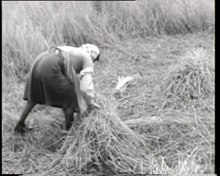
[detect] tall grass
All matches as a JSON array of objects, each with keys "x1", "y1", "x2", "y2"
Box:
[
  {"x1": 2, "y1": 1, "x2": 214, "y2": 174},
  {"x1": 2, "y1": 0, "x2": 214, "y2": 80}
]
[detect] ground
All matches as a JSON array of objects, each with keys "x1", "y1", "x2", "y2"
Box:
[{"x1": 2, "y1": 32, "x2": 214, "y2": 175}]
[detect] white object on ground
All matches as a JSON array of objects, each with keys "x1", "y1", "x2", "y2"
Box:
[{"x1": 115, "y1": 76, "x2": 134, "y2": 92}]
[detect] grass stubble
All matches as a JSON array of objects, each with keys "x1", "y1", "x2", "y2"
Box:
[{"x1": 2, "y1": 1, "x2": 214, "y2": 175}]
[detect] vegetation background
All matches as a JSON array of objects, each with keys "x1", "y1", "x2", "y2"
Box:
[{"x1": 2, "y1": 0, "x2": 215, "y2": 175}]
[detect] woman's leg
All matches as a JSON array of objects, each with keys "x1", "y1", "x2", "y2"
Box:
[
  {"x1": 62, "y1": 107, "x2": 74, "y2": 131},
  {"x1": 14, "y1": 101, "x2": 36, "y2": 133}
]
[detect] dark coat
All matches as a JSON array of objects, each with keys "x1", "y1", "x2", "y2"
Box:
[{"x1": 23, "y1": 50, "x2": 80, "y2": 110}]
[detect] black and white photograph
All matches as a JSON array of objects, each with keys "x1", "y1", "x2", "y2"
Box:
[{"x1": 2, "y1": 1, "x2": 215, "y2": 175}]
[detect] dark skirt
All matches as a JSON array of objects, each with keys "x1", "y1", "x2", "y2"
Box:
[{"x1": 24, "y1": 51, "x2": 79, "y2": 109}]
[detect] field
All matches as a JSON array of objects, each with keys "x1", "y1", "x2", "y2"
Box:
[{"x1": 2, "y1": 1, "x2": 215, "y2": 175}]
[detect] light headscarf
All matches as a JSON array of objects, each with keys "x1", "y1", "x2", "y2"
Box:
[{"x1": 80, "y1": 44, "x2": 100, "y2": 62}]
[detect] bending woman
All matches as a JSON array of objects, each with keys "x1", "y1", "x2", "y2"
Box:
[{"x1": 14, "y1": 44, "x2": 101, "y2": 133}]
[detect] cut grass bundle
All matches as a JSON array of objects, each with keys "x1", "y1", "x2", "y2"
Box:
[
  {"x1": 162, "y1": 47, "x2": 214, "y2": 108},
  {"x1": 44, "y1": 97, "x2": 151, "y2": 175}
]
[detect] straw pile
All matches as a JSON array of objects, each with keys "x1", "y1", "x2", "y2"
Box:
[
  {"x1": 42, "y1": 96, "x2": 151, "y2": 175},
  {"x1": 162, "y1": 47, "x2": 214, "y2": 108}
]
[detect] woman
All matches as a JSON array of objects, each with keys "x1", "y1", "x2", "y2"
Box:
[{"x1": 14, "y1": 44, "x2": 101, "y2": 133}]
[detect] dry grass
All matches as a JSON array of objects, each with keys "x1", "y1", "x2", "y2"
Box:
[
  {"x1": 2, "y1": 1, "x2": 214, "y2": 79},
  {"x1": 162, "y1": 47, "x2": 214, "y2": 109},
  {"x1": 2, "y1": 87, "x2": 214, "y2": 175},
  {"x1": 2, "y1": 1, "x2": 215, "y2": 175},
  {"x1": 44, "y1": 99, "x2": 150, "y2": 175}
]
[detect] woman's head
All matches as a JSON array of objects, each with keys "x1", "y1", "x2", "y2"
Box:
[{"x1": 80, "y1": 44, "x2": 100, "y2": 62}]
